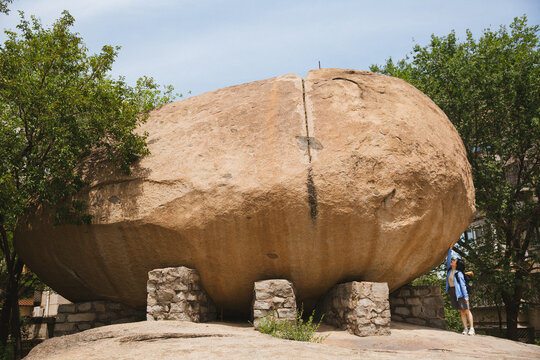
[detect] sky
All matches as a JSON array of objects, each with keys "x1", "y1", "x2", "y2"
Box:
[{"x1": 1, "y1": 0, "x2": 539, "y2": 98}]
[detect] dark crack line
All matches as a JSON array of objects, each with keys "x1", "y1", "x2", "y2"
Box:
[
  {"x1": 301, "y1": 79, "x2": 312, "y2": 163},
  {"x1": 301, "y1": 79, "x2": 318, "y2": 220}
]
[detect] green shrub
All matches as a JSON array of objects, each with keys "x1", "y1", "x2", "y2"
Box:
[{"x1": 255, "y1": 308, "x2": 328, "y2": 343}]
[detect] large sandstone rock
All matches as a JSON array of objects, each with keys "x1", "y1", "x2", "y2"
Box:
[{"x1": 15, "y1": 69, "x2": 475, "y2": 315}]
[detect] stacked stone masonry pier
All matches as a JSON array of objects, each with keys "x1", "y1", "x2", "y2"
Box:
[
  {"x1": 54, "y1": 301, "x2": 144, "y2": 337},
  {"x1": 146, "y1": 266, "x2": 216, "y2": 322},
  {"x1": 390, "y1": 285, "x2": 445, "y2": 329},
  {"x1": 252, "y1": 279, "x2": 297, "y2": 328},
  {"x1": 321, "y1": 281, "x2": 391, "y2": 336}
]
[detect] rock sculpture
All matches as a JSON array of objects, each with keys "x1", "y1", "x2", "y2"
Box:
[{"x1": 15, "y1": 69, "x2": 475, "y2": 315}]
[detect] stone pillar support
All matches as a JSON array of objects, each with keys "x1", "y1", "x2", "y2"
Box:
[
  {"x1": 146, "y1": 266, "x2": 216, "y2": 322},
  {"x1": 252, "y1": 279, "x2": 297, "y2": 328},
  {"x1": 321, "y1": 281, "x2": 391, "y2": 336}
]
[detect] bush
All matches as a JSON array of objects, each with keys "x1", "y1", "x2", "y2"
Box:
[{"x1": 255, "y1": 308, "x2": 328, "y2": 343}]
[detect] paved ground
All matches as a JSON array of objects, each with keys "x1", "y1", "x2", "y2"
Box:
[{"x1": 25, "y1": 321, "x2": 540, "y2": 359}]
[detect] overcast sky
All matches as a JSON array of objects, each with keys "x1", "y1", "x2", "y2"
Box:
[{"x1": 1, "y1": 0, "x2": 539, "y2": 97}]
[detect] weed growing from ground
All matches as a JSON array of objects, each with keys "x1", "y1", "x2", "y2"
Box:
[{"x1": 255, "y1": 307, "x2": 328, "y2": 343}]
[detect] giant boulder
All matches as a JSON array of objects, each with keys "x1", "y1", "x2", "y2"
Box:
[{"x1": 16, "y1": 69, "x2": 475, "y2": 314}]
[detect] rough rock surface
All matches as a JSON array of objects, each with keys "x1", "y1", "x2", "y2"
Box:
[
  {"x1": 321, "y1": 281, "x2": 390, "y2": 336},
  {"x1": 25, "y1": 321, "x2": 540, "y2": 360},
  {"x1": 15, "y1": 69, "x2": 475, "y2": 314},
  {"x1": 252, "y1": 279, "x2": 296, "y2": 328}
]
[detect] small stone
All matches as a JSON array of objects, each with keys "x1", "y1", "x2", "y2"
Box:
[
  {"x1": 156, "y1": 288, "x2": 175, "y2": 302},
  {"x1": 253, "y1": 301, "x2": 271, "y2": 310}
]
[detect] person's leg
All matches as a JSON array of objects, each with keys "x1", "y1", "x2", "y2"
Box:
[
  {"x1": 466, "y1": 310, "x2": 475, "y2": 335},
  {"x1": 459, "y1": 310, "x2": 468, "y2": 333}
]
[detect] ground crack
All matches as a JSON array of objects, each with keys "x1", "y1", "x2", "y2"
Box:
[{"x1": 119, "y1": 333, "x2": 232, "y2": 343}]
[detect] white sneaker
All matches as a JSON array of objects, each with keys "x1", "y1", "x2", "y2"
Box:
[
  {"x1": 468, "y1": 328, "x2": 475, "y2": 336},
  {"x1": 462, "y1": 328, "x2": 468, "y2": 335}
]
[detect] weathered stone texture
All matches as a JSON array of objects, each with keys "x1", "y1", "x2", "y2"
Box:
[
  {"x1": 16, "y1": 69, "x2": 476, "y2": 314},
  {"x1": 54, "y1": 301, "x2": 143, "y2": 337},
  {"x1": 252, "y1": 280, "x2": 297, "y2": 328},
  {"x1": 390, "y1": 285, "x2": 445, "y2": 329},
  {"x1": 146, "y1": 266, "x2": 216, "y2": 322},
  {"x1": 321, "y1": 282, "x2": 390, "y2": 337}
]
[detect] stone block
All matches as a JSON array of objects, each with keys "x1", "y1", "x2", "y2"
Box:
[
  {"x1": 148, "y1": 269, "x2": 162, "y2": 282},
  {"x1": 77, "y1": 302, "x2": 92, "y2": 312},
  {"x1": 58, "y1": 304, "x2": 76, "y2": 313},
  {"x1": 106, "y1": 302, "x2": 122, "y2": 311},
  {"x1": 67, "y1": 313, "x2": 96, "y2": 322},
  {"x1": 398, "y1": 288, "x2": 410, "y2": 297},
  {"x1": 156, "y1": 288, "x2": 175, "y2": 302},
  {"x1": 410, "y1": 306, "x2": 423, "y2": 317},
  {"x1": 77, "y1": 323, "x2": 92, "y2": 331},
  {"x1": 424, "y1": 296, "x2": 444, "y2": 306},
  {"x1": 406, "y1": 317, "x2": 427, "y2": 326},
  {"x1": 406, "y1": 297, "x2": 421, "y2": 306},
  {"x1": 390, "y1": 297, "x2": 404, "y2": 305},
  {"x1": 277, "y1": 308, "x2": 296, "y2": 319},
  {"x1": 146, "y1": 266, "x2": 216, "y2": 323},
  {"x1": 321, "y1": 281, "x2": 390, "y2": 337},
  {"x1": 394, "y1": 306, "x2": 410, "y2": 316},
  {"x1": 252, "y1": 279, "x2": 296, "y2": 328},
  {"x1": 253, "y1": 309, "x2": 268, "y2": 318},
  {"x1": 93, "y1": 301, "x2": 106, "y2": 312},
  {"x1": 371, "y1": 283, "x2": 389, "y2": 299},
  {"x1": 54, "y1": 322, "x2": 76, "y2": 332}
]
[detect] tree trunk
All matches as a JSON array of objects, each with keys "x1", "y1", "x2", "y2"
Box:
[
  {"x1": 502, "y1": 291, "x2": 521, "y2": 341},
  {"x1": 0, "y1": 256, "x2": 23, "y2": 357}
]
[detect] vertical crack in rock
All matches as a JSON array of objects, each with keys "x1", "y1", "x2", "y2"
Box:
[
  {"x1": 301, "y1": 79, "x2": 318, "y2": 220},
  {"x1": 301, "y1": 79, "x2": 312, "y2": 163},
  {"x1": 306, "y1": 167, "x2": 318, "y2": 219}
]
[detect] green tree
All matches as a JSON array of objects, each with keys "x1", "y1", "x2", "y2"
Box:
[
  {"x1": 371, "y1": 16, "x2": 539, "y2": 340},
  {"x1": 0, "y1": 11, "x2": 175, "y2": 357},
  {"x1": 0, "y1": 0, "x2": 13, "y2": 15}
]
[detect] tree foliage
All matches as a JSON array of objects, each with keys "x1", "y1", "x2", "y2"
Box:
[
  {"x1": 372, "y1": 16, "x2": 539, "y2": 340},
  {"x1": 0, "y1": 0, "x2": 12, "y2": 15},
  {"x1": 0, "y1": 10, "x2": 175, "y2": 357}
]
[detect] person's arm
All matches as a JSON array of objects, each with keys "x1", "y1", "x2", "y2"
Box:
[{"x1": 457, "y1": 271, "x2": 469, "y2": 300}]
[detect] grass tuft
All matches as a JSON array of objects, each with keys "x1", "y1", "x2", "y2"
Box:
[{"x1": 255, "y1": 307, "x2": 328, "y2": 343}]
